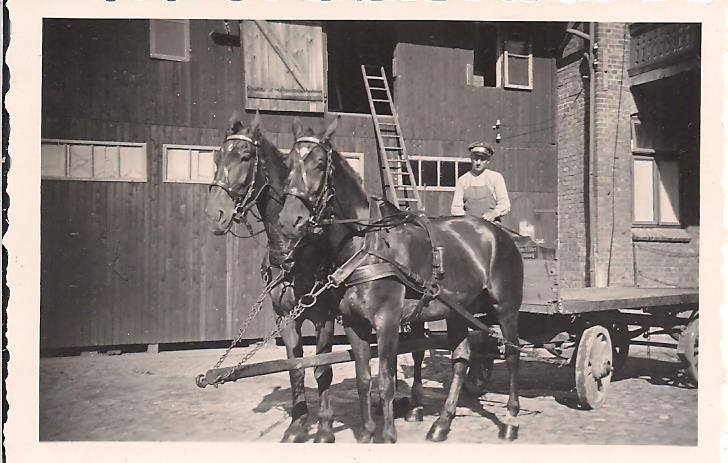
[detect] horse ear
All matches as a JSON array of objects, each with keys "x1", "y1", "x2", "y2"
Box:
[
  {"x1": 322, "y1": 115, "x2": 341, "y2": 142},
  {"x1": 250, "y1": 110, "x2": 261, "y2": 134},
  {"x1": 292, "y1": 118, "x2": 303, "y2": 140},
  {"x1": 228, "y1": 111, "x2": 244, "y2": 134}
]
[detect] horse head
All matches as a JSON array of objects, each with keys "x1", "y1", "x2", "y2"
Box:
[
  {"x1": 205, "y1": 111, "x2": 265, "y2": 235},
  {"x1": 279, "y1": 116, "x2": 343, "y2": 240}
]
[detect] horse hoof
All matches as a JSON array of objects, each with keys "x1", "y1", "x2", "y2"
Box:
[
  {"x1": 383, "y1": 431, "x2": 397, "y2": 444},
  {"x1": 499, "y1": 425, "x2": 519, "y2": 441},
  {"x1": 404, "y1": 406, "x2": 423, "y2": 422},
  {"x1": 357, "y1": 432, "x2": 375, "y2": 444},
  {"x1": 280, "y1": 430, "x2": 307, "y2": 443},
  {"x1": 314, "y1": 432, "x2": 335, "y2": 443},
  {"x1": 425, "y1": 424, "x2": 450, "y2": 442}
]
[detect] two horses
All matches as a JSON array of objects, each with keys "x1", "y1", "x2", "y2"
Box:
[
  {"x1": 204, "y1": 113, "x2": 339, "y2": 443},
  {"x1": 205, "y1": 114, "x2": 523, "y2": 443}
]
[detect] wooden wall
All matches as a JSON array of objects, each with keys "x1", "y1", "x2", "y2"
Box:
[
  {"x1": 41, "y1": 19, "x2": 559, "y2": 349},
  {"x1": 394, "y1": 23, "x2": 558, "y2": 245}
]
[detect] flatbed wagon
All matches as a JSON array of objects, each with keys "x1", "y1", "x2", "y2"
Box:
[{"x1": 197, "y1": 260, "x2": 699, "y2": 410}]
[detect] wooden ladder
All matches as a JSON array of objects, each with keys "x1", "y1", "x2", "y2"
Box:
[{"x1": 361, "y1": 65, "x2": 423, "y2": 212}]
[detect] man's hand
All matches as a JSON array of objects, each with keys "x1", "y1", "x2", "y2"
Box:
[{"x1": 482, "y1": 212, "x2": 497, "y2": 222}]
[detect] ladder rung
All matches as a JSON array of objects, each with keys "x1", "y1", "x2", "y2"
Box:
[
  {"x1": 387, "y1": 159, "x2": 408, "y2": 163},
  {"x1": 397, "y1": 198, "x2": 420, "y2": 202},
  {"x1": 381, "y1": 134, "x2": 401, "y2": 138},
  {"x1": 384, "y1": 147, "x2": 403, "y2": 151},
  {"x1": 369, "y1": 86, "x2": 387, "y2": 91},
  {"x1": 376, "y1": 115, "x2": 395, "y2": 119},
  {"x1": 367, "y1": 76, "x2": 386, "y2": 81},
  {"x1": 395, "y1": 186, "x2": 416, "y2": 190},
  {"x1": 372, "y1": 99, "x2": 392, "y2": 103}
]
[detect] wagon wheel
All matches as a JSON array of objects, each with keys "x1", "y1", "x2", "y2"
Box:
[
  {"x1": 611, "y1": 322, "x2": 630, "y2": 373},
  {"x1": 574, "y1": 325, "x2": 613, "y2": 410},
  {"x1": 678, "y1": 317, "x2": 698, "y2": 385}
]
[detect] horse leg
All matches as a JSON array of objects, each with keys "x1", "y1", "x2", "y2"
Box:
[
  {"x1": 375, "y1": 316, "x2": 401, "y2": 443},
  {"x1": 279, "y1": 317, "x2": 309, "y2": 443},
  {"x1": 497, "y1": 308, "x2": 520, "y2": 441},
  {"x1": 344, "y1": 322, "x2": 376, "y2": 443},
  {"x1": 312, "y1": 317, "x2": 335, "y2": 443},
  {"x1": 426, "y1": 320, "x2": 469, "y2": 442},
  {"x1": 405, "y1": 322, "x2": 425, "y2": 422}
]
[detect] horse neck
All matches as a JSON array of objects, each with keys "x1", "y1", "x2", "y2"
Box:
[
  {"x1": 326, "y1": 153, "x2": 371, "y2": 261},
  {"x1": 255, "y1": 138, "x2": 291, "y2": 260}
]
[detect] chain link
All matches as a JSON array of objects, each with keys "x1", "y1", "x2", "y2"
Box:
[
  {"x1": 209, "y1": 268, "x2": 288, "y2": 372},
  {"x1": 211, "y1": 276, "x2": 339, "y2": 385}
]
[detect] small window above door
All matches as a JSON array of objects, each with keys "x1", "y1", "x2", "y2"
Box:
[{"x1": 150, "y1": 19, "x2": 190, "y2": 62}]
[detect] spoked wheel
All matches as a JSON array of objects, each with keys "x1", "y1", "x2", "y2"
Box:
[
  {"x1": 678, "y1": 317, "x2": 698, "y2": 385},
  {"x1": 611, "y1": 322, "x2": 630, "y2": 373},
  {"x1": 574, "y1": 325, "x2": 613, "y2": 410}
]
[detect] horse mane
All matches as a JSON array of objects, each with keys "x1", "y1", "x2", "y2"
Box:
[
  {"x1": 330, "y1": 147, "x2": 369, "y2": 217},
  {"x1": 331, "y1": 148, "x2": 364, "y2": 188}
]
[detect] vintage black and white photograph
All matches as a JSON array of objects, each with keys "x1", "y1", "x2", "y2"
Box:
[{"x1": 4, "y1": 1, "x2": 725, "y2": 461}]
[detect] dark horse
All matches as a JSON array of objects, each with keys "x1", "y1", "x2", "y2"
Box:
[
  {"x1": 278, "y1": 118, "x2": 523, "y2": 443},
  {"x1": 204, "y1": 112, "x2": 339, "y2": 443}
]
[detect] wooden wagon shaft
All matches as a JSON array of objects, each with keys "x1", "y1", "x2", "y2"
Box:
[{"x1": 200, "y1": 335, "x2": 452, "y2": 387}]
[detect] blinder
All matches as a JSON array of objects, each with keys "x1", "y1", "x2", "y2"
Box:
[
  {"x1": 208, "y1": 134, "x2": 261, "y2": 222},
  {"x1": 283, "y1": 136, "x2": 336, "y2": 230}
]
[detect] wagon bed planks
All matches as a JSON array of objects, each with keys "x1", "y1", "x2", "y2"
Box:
[{"x1": 557, "y1": 287, "x2": 699, "y2": 314}]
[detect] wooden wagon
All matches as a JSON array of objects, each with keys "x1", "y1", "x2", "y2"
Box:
[{"x1": 196, "y1": 255, "x2": 699, "y2": 410}]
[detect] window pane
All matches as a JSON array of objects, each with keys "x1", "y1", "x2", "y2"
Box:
[
  {"x1": 631, "y1": 118, "x2": 653, "y2": 150},
  {"x1": 421, "y1": 160, "x2": 437, "y2": 188},
  {"x1": 440, "y1": 161, "x2": 456, "y2": 187},
  {"x1": 406, "y1": 160, "x2": 419, "y2": 186},
  {"x1": 657, "y1": 160, "x2": 680, "y2": 224},
  {"x1": 633, "y1": 157, "x2": 655, "y2": 222},
  {"x1": 457, "y1": 161, "x2": 471, "y2": 178},
  {"x1": 343, "y1": 154, "x2": 364, "y2": 182},
  {"x1": 41, "y1": 143, "x2": 66, "y2": 177},
  {"x1": 69, "y1": 144, "x2": 93, "y2": 178},
  {"x1": 93, "y1": 145, "x2": 120, "y2": 178},
  {"x1": 506, "y1": 54, "x2": 530, "y2": 87},
  {"x1": 150, "y1": 20, "x2": 188, "y2": 60},
  {"x1": 119, "y1": 146, "x2": 146, "y2": 181},
  {"x1": 166, "y1": 148, "x2": 191, "y2": 181},
  {"x1": 195, "y1": 150, "x2": 216, "y2": 181}
]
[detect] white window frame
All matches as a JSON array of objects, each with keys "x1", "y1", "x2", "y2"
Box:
[
  {"x1": 281, "y1": 148, "x2": 365, "y2": 182},
  {"x1": 41, "y1": 139, "x2": 148, "y2": 182},
  {"x1": 162, "y1": 144, "x2": 219, "y2": 184},
  {"x1": 409, "y1": 155, "x2": 470, "y2": 192},
  {"x1": 503, "y1": 49, "x2": 534, "y2": 90},
  {"x1": 150, "y1": 19, "x2": 190, "y2": 62},
  {"x1": 631, "y1": 116, "x2": 681, "y2": 227}
]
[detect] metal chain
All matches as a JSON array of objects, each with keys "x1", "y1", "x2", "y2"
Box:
[
  {"x1": 209, "y1": 268, "x2": 289, "y2": 371},
  {"x1": 213, "y1": 276, "x2": 339, "y2": 385}
]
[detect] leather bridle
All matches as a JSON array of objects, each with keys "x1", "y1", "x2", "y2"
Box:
[
  {"x1": 283, "y1": 136, "x2": 336, "y2": 231},
  {"x1": 208, "y1": 134, "x2": 262, "y2": 227}
]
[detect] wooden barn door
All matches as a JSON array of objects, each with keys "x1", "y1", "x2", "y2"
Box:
[{"x1": 243, "y1": 21, "x2": 325, "y2": 113}]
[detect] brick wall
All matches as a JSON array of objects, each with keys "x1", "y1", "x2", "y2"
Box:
[
  {"x1": 592, "y1": 23, "x2": 636, "y2": 286},
  {"x1": 556, "y1": 27, "x2": 589, "y2": 288},
  {"x1": 556, "y1": 22, "x2": 700, "y2": 290}
]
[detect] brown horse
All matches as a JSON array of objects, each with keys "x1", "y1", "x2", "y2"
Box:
[
  {"x1": 204, "y1": 112, "x2": 339, "y2": 443},
  {"x1": 278, "y1": 118, "x2": 523, "y2": 443}
]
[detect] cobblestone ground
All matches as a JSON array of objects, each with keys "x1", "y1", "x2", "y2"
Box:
[{"x1": 39, "y1": 340, "x2": 697, "y2": 444}]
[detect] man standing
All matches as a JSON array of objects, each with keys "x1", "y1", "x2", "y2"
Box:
[{"x1": 450, "y1": 141, "x2": 510, "y2": 221}]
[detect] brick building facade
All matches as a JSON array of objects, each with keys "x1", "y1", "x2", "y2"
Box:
[{"x1": 556, "y1": 23, "x2": 700, "y2": 289}]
